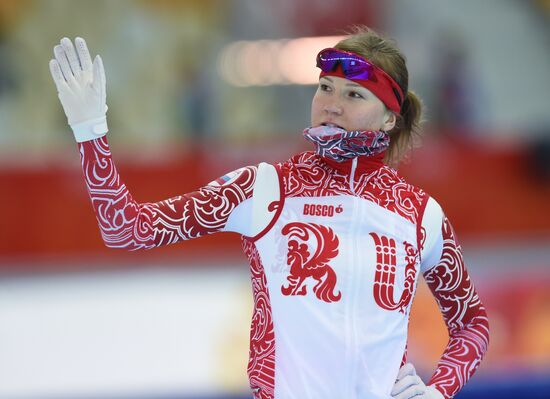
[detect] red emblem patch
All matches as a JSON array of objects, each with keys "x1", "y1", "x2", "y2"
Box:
[
  {"x1": 370, "y1": 233, "x2": 418, "y2": 313},
  {"x1": 281, "y1": 222, "x2": 341, "y2": 303}
]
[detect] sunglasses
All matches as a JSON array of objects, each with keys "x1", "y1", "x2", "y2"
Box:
[
  {"x1": 316, "y1": 48, "x2": 375, "y2": 80},
  {"x1": 316, "y1": 48, "x2": 403, "y2": 108}
]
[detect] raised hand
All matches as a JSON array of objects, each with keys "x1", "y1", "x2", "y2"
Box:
[{"x1": 49, "y1": 37, "x2": 108, "y2": 142}]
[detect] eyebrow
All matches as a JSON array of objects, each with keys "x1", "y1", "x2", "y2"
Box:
[{"x1": 320, "y1": 76, "x2": 363, "y2": 89}]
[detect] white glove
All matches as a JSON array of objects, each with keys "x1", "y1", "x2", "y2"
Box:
[
  {"x1": 391, "y1": 363, "x2": 444, "y2": 399},
  {"x1": 49, "y1": 37, "x2": 108, "y2": 142}
]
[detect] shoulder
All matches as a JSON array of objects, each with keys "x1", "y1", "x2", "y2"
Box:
[
  {"x1": 420, "y1": 196, "x2": 444, "y2": 243},
  {"x1": 276, "y1": 150, "x2": 320, "y2": 171},
  {"x1": 275, "y1": 151, "x2": 335, "y2": 196},
  {"x1": 363, "y1": 166, "x2": 430, "y2": 224},
  {"x1": 206, "y1": 164, "x2": 259, "y2": 190},
  {"x1": 375, "y1": 166, "x2": 426, "y2": 196},
  {"x1": 276, "y1": 150, "x2": 328, "y2": 180}
]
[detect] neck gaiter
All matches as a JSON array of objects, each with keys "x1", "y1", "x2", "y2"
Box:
[{"x1": 303, "y1": 125, "x2": 390, "y2": 162}]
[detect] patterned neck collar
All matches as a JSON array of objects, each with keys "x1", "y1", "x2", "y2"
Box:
[{"x1": 319, "y1": 151, "x2": 386, "y2": 176}]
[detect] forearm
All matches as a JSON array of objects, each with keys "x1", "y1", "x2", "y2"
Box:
[
  {"x1": 79, "y1": 136, "x2": 257, "y2": 250},
  {"x1": 79, "y1": 136, "x2": 157, "y2": 250},
  {"x1": 423, "y1": 217, "x2": 490, "y2": 399},
  {"x1": 426, "y1": 300, "x2": 489, "y2": 398}
]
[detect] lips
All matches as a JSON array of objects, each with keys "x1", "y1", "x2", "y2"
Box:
[
  {"x1": 307, "y1": 125, "x2": 346, "y2": 138},
  {"x1": 321, "y1": 122, "x2": 345, "y2": 129}
]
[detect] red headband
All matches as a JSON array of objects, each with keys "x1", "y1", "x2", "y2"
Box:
[{"x1": 318, "y1": 51, "x2": 404, "y2": 114}]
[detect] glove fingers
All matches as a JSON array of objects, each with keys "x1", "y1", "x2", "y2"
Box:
[
  {"x1": 92, "y1": 55, "x2": 106, "y2": 110},
  {"x1": 391, "y1": 375, "x2": 421, "y2": 396},
  {"x1": 392, "y1": 385, "x2": 425, "y2": 399},
  {"x1": 60, "y1": 37, "x2": 82, "y2": 78},
  {"x1": 54, "y1": 44, "x2": 73, "y2": 82},
  {"x1": 396, "y1": 363, "x2": 417, "y2": 381},
  {"x1": 75, "y1": 37, "x2": 93, "y2": 71},
  {"x1": 49, "y1": 59, "x2": 68, "y2": 91}
]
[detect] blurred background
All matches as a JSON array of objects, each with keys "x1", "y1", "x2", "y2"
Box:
[{"x1": 0, "y1": 0, "x2": 549, "y2": 398}]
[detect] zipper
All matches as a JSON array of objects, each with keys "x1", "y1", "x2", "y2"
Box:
[
  {"x1": 346, "y1": 157, "x2": 359, "y2": 396},
  {"x1": 353, "y1": 197, "x2": 364, "y2": 397},
  {"x1": 349, "y1": 157, "x2": 358, "y2": 194},
  {"x1": 348, "y1": 157, "x2": 360, "y2": 397},
  {"x1": 345, "y1": 195, "x2": 361, "y2": 398}
]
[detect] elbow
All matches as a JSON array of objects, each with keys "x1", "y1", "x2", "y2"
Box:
[
  {"x1": 103, "y1": 241, "x2": 153, "y2": 251},
  {"x1": 100, "y1": 234, "x2": 153, "y2": 251},
  {"x1": 102, "y1": 239, "x2": 132, "y2": 251},
  {"x1": 97, "y1": 216, "x2": 157, "y2": 251},
  {"x1": 448, "y1": 305, "x2": 490, "y2": 356},
  {"x1": 460, "y1": 305, "x2": 490, "y2": 356}
]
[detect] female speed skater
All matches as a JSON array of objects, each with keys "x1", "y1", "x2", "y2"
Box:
[{"x1": 49, "y1": 26, "x2": 489, "y2": 399}]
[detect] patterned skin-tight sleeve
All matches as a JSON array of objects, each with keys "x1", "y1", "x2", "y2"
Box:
[
  {"x1": 423, "y1": 217, "x2": 490, "y2": 399},
  {"x1": 78, "y1": 137, "x2": 256, "y2": 250}
]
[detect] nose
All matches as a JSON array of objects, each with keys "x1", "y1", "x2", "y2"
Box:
[{"x1": 324, "y1": 103, "x2": 343, "y2": 115}]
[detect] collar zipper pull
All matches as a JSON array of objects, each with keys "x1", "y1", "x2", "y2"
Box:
[{"x1": 350, "y1": 157, "x2": 358, "y2": 194}]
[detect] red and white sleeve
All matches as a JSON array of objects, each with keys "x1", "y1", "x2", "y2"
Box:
[
  {"x1": 78, "y1": 137, "x2": 257, "y2": 250},
  {"x1": 421, "y1": 213, "x2": 490, "y2": 399}
]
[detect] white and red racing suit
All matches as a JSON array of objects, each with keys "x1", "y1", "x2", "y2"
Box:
[{"x1": 78, "y1": 136, "x2": 489, "y2": 399}]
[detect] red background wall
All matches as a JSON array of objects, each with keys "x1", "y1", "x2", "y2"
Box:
[{"x1": 1, "y1": 130, "x2": 549, "y2": 272}]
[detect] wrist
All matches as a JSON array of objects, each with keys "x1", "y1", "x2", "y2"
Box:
[{"x1": 70, "y1": 115, "x2": 108, "y2": 142}]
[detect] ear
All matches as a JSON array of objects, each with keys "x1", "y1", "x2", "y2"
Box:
[{"x1": 383, "y1": 111, "x2": 397, "y2": 131}]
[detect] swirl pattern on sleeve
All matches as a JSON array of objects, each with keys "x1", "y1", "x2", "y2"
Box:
[
  {"x1": 242, "y1": 237, "x2": 276, "y2": 399},
  {"x1": 423, "y1": 217, "x2": 490, "y2": 399},
  {"x1": 79, "y1": 137, "x2": 256, "y2": 250}
]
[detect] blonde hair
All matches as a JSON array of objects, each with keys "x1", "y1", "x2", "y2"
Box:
[{"x1": 335, "y1": 26, "x2": 424, "y2": 166}]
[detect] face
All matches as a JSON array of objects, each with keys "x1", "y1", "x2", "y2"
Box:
[{"x1": 310, "y1": 76, "x2": 396, "y2": 132}]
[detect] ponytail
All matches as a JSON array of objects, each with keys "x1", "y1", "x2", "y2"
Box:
[{"x1": 384, "y1": 91, "x2": 424, "y2": 167}]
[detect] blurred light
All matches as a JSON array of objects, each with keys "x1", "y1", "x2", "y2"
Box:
[
  {"x1": 217, "y1": 41, "x2": 248, "y2": 87},
  {"x1": 218, "y1": 35, "x2": 345, "y2": 87}
]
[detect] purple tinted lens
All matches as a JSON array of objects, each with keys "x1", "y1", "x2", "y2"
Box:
[
  {"x1": 317, "y1": 50, "x2": 371, "y2": 80},
  {"x1": 341, "y1": 58, "x2": 371, "y2": 79},
  {"x1": 317, "y1": 54, "x2": 339, "y2": 72}
]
